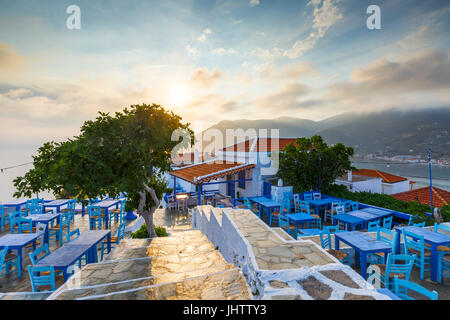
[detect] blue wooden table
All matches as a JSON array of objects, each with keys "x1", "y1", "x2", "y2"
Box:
[
  {"x1": 333, "y1": 214, "x2": 365, "y2": 231},
  {"x1": 96, "y1": 200, "x2": 121, "y2": 228},
  {"x1": 307, "y1": 198, "x2": 335, "y2": 215},
  {"x1": 249, "y1": 197, "x2": 281, "y2": 222},
  {"x1": 0, "y1": 233, "x2": 40, "y2": 277},
  {"x1": 26, "y1": 213, "x2": 61, "y2": 244},
  {"x1": 346, "y1": 210, "x2": 380, "y2": 228},
  {"x1": 335, "y1": 231, "x2": 392, "y2": 279},
  {"x1": 286, "y1": 213, "x2": 316, "y2": 235},
  {"x1": 65, "y1": 230, "x2": 111, "y2": 263},
  {"x1": 2, "y1": 199, "x2": 28, "y2": 212},
  {"x1": 297, "y1": 228, "x2": 322, "y2": 237},
  {"x1": 395, "y1": 226, "x2": 450, "y2": 282},
  {"x1": 35, "y1": 244, "x2": 92, "y2": 280},
  {"x1": 360, "y1": 207, "x2": 393, "y2": 218},
  {"x1": 42, "y1": 199, "x2": 70, "y2": 213}
]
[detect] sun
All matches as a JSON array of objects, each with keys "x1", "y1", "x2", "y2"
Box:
[{"x1": 169, "y1": 86, "x2": 189, "y2": 107}]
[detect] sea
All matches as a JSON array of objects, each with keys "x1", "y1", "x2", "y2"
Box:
[{"x1": 352, "y1": 161, "x2": 450, "y2": 191}]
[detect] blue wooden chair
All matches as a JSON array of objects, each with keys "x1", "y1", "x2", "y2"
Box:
[
  {"x1": 28, "y1": 244, "x2": 51, "y2": 264},
  {"x1": 110, "y1": 199, "x2": 126, "y2": 225},
  {"x1": 61, "y1": 199, "x2": 77, "y2": 224},
  {"x1": 293, "y1": 194, "x2": 301, "y2": 213},
  {"x1": 319, "y1": 227, "x2": 351, "y2": 266},
  {"x1": 88, "y1": 205, "x2": 103, "y2": 230},
  {"x1": 49, "y1": 212, "x2": 71, "y2": 246},
  {"x1": 0, "y1": 205, "x2": 7, "y2": 232},
  {"x1": 368, "y1": 226, "x2": 398, "y2": 264},
  {"x1": 350, "y1": 201, "x2": 359, "y2": 211},
  {"x1": 245, "y1": 202, "x2": 261, "y2": 219},
  {"x1": 367, "y1": 220, "x2": 379, "y2": 232},
  {"x1": 270, "y1": 199, "x2": 288, "y2": 226},
  {"x1": 303, "y1": 193, "x2": 313, "y2": 201},
  {"x1": 0, "y1": 246, "x2": 21, "y2": 278},
  {"x1": 100, "y1": 222, "x2": 126, "y2": 260},
  {"x1": 369, "y1": 254, "x2": 415, "y2": 290},
  {"x1": 437, "y1": 251, "x2": 449, "y2": 284},
  {"x1": 412, "y1": 222, "x2": 425, "y2": 227},
  {"x1": 393, "y1": 276, "x2": 438, "y2": 300},
  {"x1": 278, "y1": 214, "x2": 296, "y2": 237},
  {"x1": 9, "y1": 211, "x2": 22, "y2": 234},
  {"x1": 28, "y1": 265, "x2": 64, "y2": 292},
  {"x1": 344, "y1": 201, "x2": 353, "y2": 212},
  {"x1": 403, "y1": 230, "x2": 431, "y2": 280},
  {"x1": 312, "y1": 192, "x2": 321, "y2": 200},
  {"x1": 383, "y1": 216, "x2": 393, "y2": 229}
]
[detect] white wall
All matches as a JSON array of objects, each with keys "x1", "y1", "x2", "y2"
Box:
[
  {"x1": 335, "y1": 178, "x2": 382, "y2": 194},
  {"x1": 382, "y1": 180, "x2": 410, "y2": 195}
]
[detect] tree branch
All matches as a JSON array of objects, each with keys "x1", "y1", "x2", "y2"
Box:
[{"x1": 138, "y1": 190, "x2": 146, "y2": 213}]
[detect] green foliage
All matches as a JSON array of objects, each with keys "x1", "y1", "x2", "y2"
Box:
[
  {"x1": 13, "y1": 104, "x2": 194, "y2": 213},
  {"x1": 130, "y1": 224, "x2": 168, "y2": 238},
  {"x1": 327, "y1": 184, "x2": 446, "y2": 225},
  {"x1": 441, "y1": 204, "x2": 450, "y2": 222},
  {"x1": 277, "y1": 135, "x2": 354, "y2": 194}
]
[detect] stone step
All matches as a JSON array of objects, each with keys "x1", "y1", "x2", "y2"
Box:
[
  {"x1": 59, "y1": 268, "x2": 251, "y2": 300},
  {"x1": 49, "y1": 264, "x2": 235, "y2": 300}
]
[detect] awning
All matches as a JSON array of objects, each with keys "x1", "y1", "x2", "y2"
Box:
[{"x1": 170, "y1": 161, "x2": 255, "y2": 185}]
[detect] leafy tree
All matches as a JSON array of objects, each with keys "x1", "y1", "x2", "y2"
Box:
[
  {"x1": 13, "y1": 104, "x2": 193, "y2": 237},
  {"x1": 277, "y1": 135, "x2": 354, "y2": 193}
]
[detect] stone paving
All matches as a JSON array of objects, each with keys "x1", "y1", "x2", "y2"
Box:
[
  {"x1": 194, "y1": 206, "x2": 393, "y2": 300},
  {"x1": 0, "y1": 212, "x2": 134, "y2": 294},
  {"x1": 225, "y1": 209, "x2": 336, "y2": 270}
]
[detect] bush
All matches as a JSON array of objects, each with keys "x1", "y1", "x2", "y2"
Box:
[
  {"x1": 327, "y1": 184, "x2": 447, "y2": 226},
  {"x1": 130, "y1": 224, "x2": 168, "y2": 238}
]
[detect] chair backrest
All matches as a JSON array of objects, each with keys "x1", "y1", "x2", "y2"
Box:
[
  {"x1": 60, "y1": 212, "x2": 71, "y2": 228},
  {"x1": 383, "y1": 216, "x2": 393, "y2": 229},
  {"x1": 117, "y1": 222, "x2": 126, "y2": 243},
  {"x1": 282, "y1": 197, "x2": 291, "y2": 213},
  {"x1": 278, "y1": 214, "x2": 290, "y2": 229},
  {"x1": 66, "y1": 229, "x2": 80, "y2": 243},
  {"x1": 335, "y1": 205, "x2": 345, "y2": 215},
  {"x1": 385, "y1": 254, "x2": 415, "y2": 282},
  {"x1": 434, "y1": 223, "x2": 450, "y2": 234},
  {"x1": 313, "y1": 192, "x2": 321, "y2": 200},
  {"x1": 412, "y1": 222, "x2": 425, "y2": 228},
  {"x1": 368, "y1": 220, "x2": 379, "y2": 232},
  {"x1": 28, "y1": 265, "x2": 57, "y2": 292},
  {"x1": 18, "y1": 218, "x2": 33, "y2": 233},
  {"x1": 393, "y1": 276, "x2": 438, "y2": 300},
  {"x1": 293, "y1": 194, "x2": 300, "y2": 205},
  {"x1": 403, "y1": 230, "x2": 425, "y2": 256},
  {"x1": 300, "y1": 201, "x2": 310, "y2": 214},
  {"x1": 344, "y1": 201, "x2": 352, "y2": 211},
  {"x1": 377, "y1": 226, "x2": 397, "y2": 252},
  {"x1": 88, "y1": 205, "x2": 101, "y2": 217},
  {"x1": 9, "y1": 212, "x2": 22, "y2": 233},
  {"x1": 350, "y1": 201, "x2": 359, "y2": 211},
  {"x1": 319, "y1": 228, "x2": 331, "y2": 249},
  {"x1": 303, "y1": 193, "x2": 313, "y2": 201},
  {"x1": 29, "y1": 244, "x2": 50, "y2": 265}
]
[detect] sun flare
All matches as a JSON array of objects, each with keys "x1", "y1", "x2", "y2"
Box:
[{"x1": 169, "y1": 86, "x2": 189, "y2": 107}]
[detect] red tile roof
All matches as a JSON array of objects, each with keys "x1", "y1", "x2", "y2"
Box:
[
  {"x1": 220, "y1": 138, "x2": 297, "y2": 152},
  {"x1": 171, "y1": 152, "x2": 214, "y2": 166},
  {"x1": 392, "y1": 187, "x2": 450, "y2": 208},
  {"x1": 353, "y1": 169, "x2": 407, "y2": 184},
  {"x1": 170, "y1": 161, "x2": 255, "y2": 185}
]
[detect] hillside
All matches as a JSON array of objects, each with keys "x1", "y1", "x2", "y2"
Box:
[{"x1": 198, "y1": 108, "x2": 450, "y2": 157}]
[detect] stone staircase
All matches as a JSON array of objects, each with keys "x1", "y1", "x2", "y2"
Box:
[{"x1": 48, "y1": 229, "x2": 251, "y2": 300}]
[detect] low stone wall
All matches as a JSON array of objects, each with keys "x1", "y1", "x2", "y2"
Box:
[{"x1": 192, "y1": 205, "x2": 392, "y2": 300}]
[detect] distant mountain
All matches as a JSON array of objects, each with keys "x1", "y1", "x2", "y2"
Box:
[{"x1": 198, "y1": 108, "x2": 450, "y2": 157}]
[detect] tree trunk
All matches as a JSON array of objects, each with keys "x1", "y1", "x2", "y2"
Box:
[{"x1": 137, "y1": 183, "x2": 160, "y2": 238}]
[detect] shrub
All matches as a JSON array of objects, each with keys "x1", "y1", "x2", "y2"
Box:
[{"x1": 130, "y1": 224, "x2": 168, "y2": 238}]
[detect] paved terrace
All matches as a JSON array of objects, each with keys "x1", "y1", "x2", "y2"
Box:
[{"x1": 193, "y1": 206, "x2": 393, "y2": 300}]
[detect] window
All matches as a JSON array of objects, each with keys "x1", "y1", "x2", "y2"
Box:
[{"x1": 238, "y1": 170, "x2": 246, "y2": 189}]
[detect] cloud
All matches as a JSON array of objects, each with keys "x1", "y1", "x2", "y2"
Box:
[
  {"x1": 212, "y1": 47, "x2": 237, "y2": 56},
  {"x1": 197, "y1": 28, "x2": 212, "y2": 42},
  {"x1": 0, "y1": 43, "x2": 26, "y2": 72},
  {"x1": 258, "y1": 82, "x2": 311, "y2": 111},
  {"x1": 250, "y1": 47, "x2": 282, "y2": 60},
  {"x1": 185, "y1": 44, "x2": 200, "y2": 58},
  {"x1": 250, "y1": 0, "x2": 260, "y2": 7},
  {"x1": 284, "y1": 0, "x2": 342, "y2": 59},
  {"x1": 189, "y1": 68, "x2": 224, "y2": 87}
]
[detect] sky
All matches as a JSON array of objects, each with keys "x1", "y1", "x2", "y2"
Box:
[{"x1": 0, "y1": 0, "x2": 449, "y2": 198}]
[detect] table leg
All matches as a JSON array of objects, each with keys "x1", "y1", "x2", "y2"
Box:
[
  {"x1": 430, "y1": 244, "x2": 438, "y2": 282},
  {"x1": 395, "y1": 230, "x2": 401, "y2": 254},
  {"x1": 17, "y1": 248, "x2": 22, "y2": 278},
  {"x1": 361, "y1": 252, "x2": 367, "y2": 279},
  {"x1": 107, "y1": 234, "x2": 111, "y2": 253},
  {"x1": 335, "y1": 236, "x2": 340, "y2": 250},
  {"x1": 63, "y1": 268, "x2": 68, "y2": 281}
]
